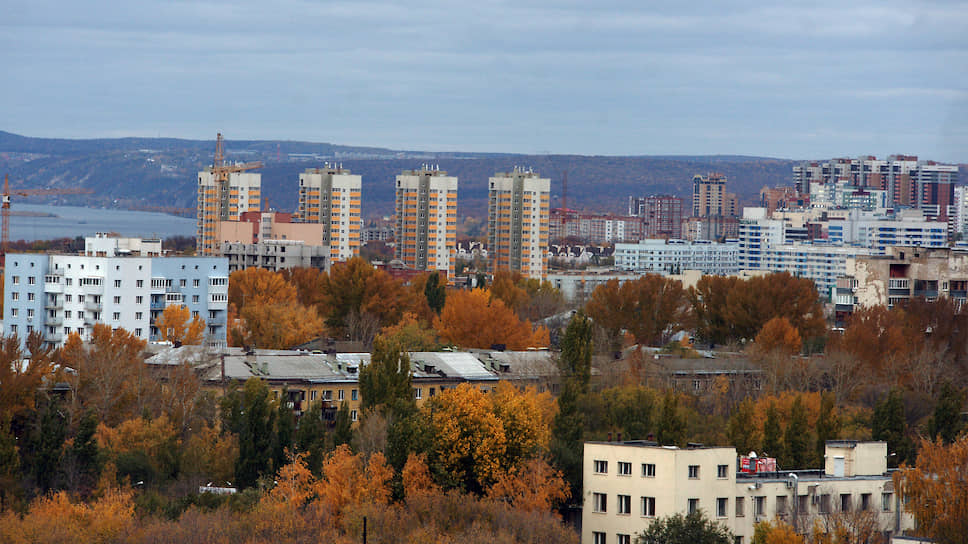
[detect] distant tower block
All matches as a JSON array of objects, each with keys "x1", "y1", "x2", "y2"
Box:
[
  {"x1": 395, "y1": 166, "x2": 458, "y2": 275},
  {"x1": 298, "y1": 165, "x2": 362, "y2": 262},
  {"x1": 488, "y1": 167, "x2": 550, "y2": 278}
]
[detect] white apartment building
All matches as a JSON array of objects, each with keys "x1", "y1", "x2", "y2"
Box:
[
  {"x1": 84, "y1": 232, "x2": 162, "y2": 257},
  {"x1": 395, "y1": 167, "x2": 458, "y2": 274},
  {"x1": 298, "y1": 166, "x2": 362, "y2": 262},
  {"x1": 582, "y1": 440, "x2": 912, "y2": 544},
  {"x1": 614, "y1": 239, "x2": 739, "y2": 276},
  {"x1": 4, "y1": 236, "x2": 228, "y2": 348},
  {"x1": 756, "y1": 243, "x2": 878, "y2": 296},
  {"x1": 737, "y1": 208, "x2": 785, "y2": 270}
]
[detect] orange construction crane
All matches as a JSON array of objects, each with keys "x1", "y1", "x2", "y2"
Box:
[
  {"x1": 2, "y1": 173, "x2": 94, "y2": 263},
  {"x1": 199, "y1": 133, "x2": 263, "y2": 254}
]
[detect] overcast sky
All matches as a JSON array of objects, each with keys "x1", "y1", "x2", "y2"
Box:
[{"x1": 2, "y1": 0, "x2": 966, "y2": 161}]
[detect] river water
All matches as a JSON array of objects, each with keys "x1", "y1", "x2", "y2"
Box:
[{"x1": 8, "y1": 204, "x2": 197, "y2": 242}]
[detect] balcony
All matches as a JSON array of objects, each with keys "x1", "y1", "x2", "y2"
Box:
[
  {"x1": 44, "y1": 298, "x2": 63, "y2": 310},
  {"x1": 85, "y1": 300, "x2": 103, "y2": 312},
  {"x1": 82, "y1": 280, "x2": 103, "y2": 295},
  {"x1": 83, "y1": 314, "x2": 99, "y2": 326},
  {"x1": 47, "y1": 315, "x2": 63, "y2": 326},
  {"x1": 45, "y1": 331, "x2": 64, "y2": 344}
]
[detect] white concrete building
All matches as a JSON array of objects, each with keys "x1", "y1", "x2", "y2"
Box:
[
  {"x1": 4, "y1": 236, "x2": 228, "y2": 348},
  {"x1": 395, "y1": 167, "x2": 458, "y2": 274},
  {"x1": 488, "y1": 168, "x2": 550, "y2": 278},
  {"x1": 615, "y1": 239, "x2": 740, "y2": 276},
  {"x1": 582, "y1": 440, "x2": 912, "y2": 544},
  {"x1": 84, "y1": 232, "x2": 162, "y2": 257},
  {"x1": 297, "y1": 166, "x2": 362, "y2": 262}
]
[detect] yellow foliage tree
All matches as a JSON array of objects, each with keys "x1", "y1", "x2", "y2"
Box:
[
  {"x1": 234, "y1": 301, "x2": 323, "y2": 349},
  {"x1": 895, "y1": 436, "x2": 968, "y2": 544},
  {"x1": 754, "y1": 316, "x2": 802, "y2": 357},
  {"x1": 434, "y1": 288, "x2": 548, "y2": 350},
  {"x1": 0, "y1": 487, "x2": 135, "y2": 543},
  {"x1": 95, "y1": 415, "x2": 181, "y2": 481},
  {"x1": 752, "y1": 520, "x2": 805, "y2": 544},
  {"x1": 0, "y1": 332, "x2": 57, "y2": 420},
  {"x1": 488, "y1": 381, "x2": 556, "y2": 465},
  {"x1": 376, "y1": 312, "x2": 439, "y2": 352},
  {"x1": 153, "y1": 304, "x2": 205, "y2": 345},
  {"x1": 314, "y1": 445, "x2": 393, "y2": 523},
  {"x1": 401, "y1": 453, "x2": 439, "y2": 501},
  {"x1": 229, "y1": 267, "x2": 297, "y2": 311}
]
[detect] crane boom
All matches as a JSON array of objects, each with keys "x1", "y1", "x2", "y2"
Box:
[{"x1": 2, "y1": 173, "x2": 94, "y2": 264}]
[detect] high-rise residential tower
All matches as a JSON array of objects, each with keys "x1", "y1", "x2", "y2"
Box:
[
  {"x1": 395, "y1": 167, "x2": 458, "y2": 274},
  {"x1": 692, "y1": 173, "x2": 733, "y2": 217},
  {"x1": 298, "y1": 166, "x2": 362, "y2": 262},
  {"x1": 487, "y1": 168, "x2": 550, "y2": 278},
  {"x1": 197, "y1": 170, "x2": 261, "y2": 255}
]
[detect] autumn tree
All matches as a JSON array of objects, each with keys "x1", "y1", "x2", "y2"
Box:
[
  {"x1": 0, "y1": 415, "x2": 19, "y2": 512},
  {"x1": 229, "y1": 267, "x2": 298, "y2": 311},
  {"x1": 895, "y1": 435, "x2": 968, "y2": 544},
  {"x1": 435, "y1": 288, "x2": 548, "y2": 350},
  {"x1": 95, "y1": 414, "x2": 180, "y2": 485},
  {"x1": 376, "y1": 312, "x2": 439, "y2": 352},
  {"x1": 586, "y1": 274, "x2": 689, "y2": 347},
  {"x1": 814, "y1": 393, "x2": 840, "y2": 468},
  {"x1": 656, "y1": 391, "x2": 686, "y2": 447},
  {"x1": 233, "y1": 302, "x2": 323, "y2": 349},
  {"x1": 752, "y1": 520, "x2": 804, "y2": 544},
  {"x1": 360, "y1": 337, "x2": 413, "y2": 413},
  {"x1": 486, "y1": 458, "x2": 570, "y2": 512},
  {"x1": 552, "y1": 311, "x2": 593, "y2": 498},
  {"x1": 762, "y1": 402, "x2": 783, "y2": 461},
  {"x1": 61, "y1": 324, "x2": 150, "y2": 426},
  {"x1": 153, "y1": 304, "x2": 205, "y2": 345},
  {"x1": 783, "y1": 396, "x2": 809, "y2": 468},
  {"x1": 727, "y1": 397, "x2": 760, "y2": 456},
  {"x1": 489, "y1": 270, "x2": 529, "y2": 312},
  {"x1": 318, "y1": 257, "x2": 416, "y2": 335},
  {"x1": 0, "y1": 332, "x2": 58, "y2": 421},
  {"x1": 281, "y1": 267, "x2": 326, "y2": 309}
]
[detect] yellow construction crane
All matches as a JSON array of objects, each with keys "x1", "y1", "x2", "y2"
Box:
[{"x1": 198, "y1": 133, "x2": 262, "y2": 254}]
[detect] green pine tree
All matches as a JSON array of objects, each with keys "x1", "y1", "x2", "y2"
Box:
[
  {"x1": 27, "y1": 396, "x2": 67, "y2": 492},
  {"x1": 68, "y1": 410, "x2": 102, "y2": 495},
  {"x1": 273, "y1": 394, "x2": 295, "y2": 473},
  {"x1": 871, "y1": 389, "x2": 914, "y2": 467},
  {"x1": 726, "y1": 397, "x2": 759, "y2": 455},
  {"x1": 224, "y1": 379, "x2": 276, "y2": 489},
  {"x1": 927, "y1": 382, "x2": 965, "y2": 445},
  {"x1": 784, "y1": 396, "x2": 809, "y2": 468},
  {"x1": 332, "y1": 401, "x2": 353, "y2": 449},
  {"x1": 637, "y1": 510, "x2": 732, "y2": 544},
  {"x1": 762, "y1": 402, "x2": 783, "y2": 462},
  {"x1": 814, "y1": 392, "x2": 840, "y2": 467},
  {"x1": 0, "y1": 414, "x2": 20, "y2": 511},
  {"x1": 294, "y1": 401, "x2": 328, "y2": 476},
  {"x1": 360, "y1": 337, "x2": 414, "y2": 413},
  {"x1": 551, "y1": 311, "x2": 593, "y2": 500},
  {"x1": 424, "y1": 272, "x2": 446, "y2": 314},
  {"x1": 656, "y1": 391, "x2": 686, "y2": 447}
]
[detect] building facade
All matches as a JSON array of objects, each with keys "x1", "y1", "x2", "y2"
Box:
[
  {"x1": 628, "y1": 195, "x2": 684, "y2": 239},
  {"x1": 692, "y1": 173, "x2": 737, "y2": 218},
  {"x1": 197, "y1": 170, "x2": 261, "y2": 255},
  {"x1": 223, "y1": 240, "x2": 329, "y2": 273},
  {"x1": 297, "y1": 166, "x2": 362, "y2": 262},
  {"x1": 4, "y1": 237, "x2": 228, "y2": 348},
  {"x1": 550, "y1": 209, "x2": 646, "y2": 244},
  {"x1": 614, "y1": 239, "x2": 740, "y2": 276},
  {"x1": 394, "y1": 167, "x2": 458, "y2": 274},
  {"x1": 582, "y1": 440, "x2": 912, "y2": 544},
  {"x1": 487, "y1": 168, "x2": 550, "y2": 277}
]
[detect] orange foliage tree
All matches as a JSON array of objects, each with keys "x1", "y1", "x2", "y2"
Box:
[
  {"x1": 0, "y1": 332, "x2": 58, "y2": 420},
  {"x1": 753, "y1": 316, "x2": 802, "y2": 357},
  {"x1": 895, "y1": 436, "x2": 968, "y2": 544},
  {"x1": 486, "y1": 458, "x2": 569, "y2": 512},
  {"x1": 586, "y1": 274, "x2": 690, "y2": 347},
  {"x1": 434, "y1": 288, "x2": 548, "y2": 350},
  {"x1": 376, "y1": 312, "x2": 439, "y2": 352},
  {"x1": 228, "y1": 267, "x2": 323, "y2": 349},
  {"x1": 318, "y1": 257, "x2": 417, "y2": 335},
  {"x1": 61, "y1": 324, "x2": 150, "y2": 426},
  {"x1": 153, "y1": 304, "x2": 205, "y2": 345}
]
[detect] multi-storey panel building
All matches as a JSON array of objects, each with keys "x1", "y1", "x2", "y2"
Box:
[
  {"x1": 582, "y1": 440, "x2": 912, "y2": 544},
  {"x1": 197, "y1": 170, "x2": 261, "y2": 255},
  {"x1": 394, "y1": 168, "x2": 458, "y2": 274},
  {"x1": 4, "y1": 236, "x2": 228, "y2": 348},
  {"x1": 297, "y1": 166, "x2": 362, "y2": 262},
  {"x1": 692, "y1": 173, "x2": 736, "y2": 218},
  {"x1": 487, "y1": 168, "x2": 550, "y2": 278},
  {"x1": 614, "y1": 239, "x2": 740, "y2": 276},
  {"x1": 627, "y1": 195, "x2": 683, "y2": 239}
]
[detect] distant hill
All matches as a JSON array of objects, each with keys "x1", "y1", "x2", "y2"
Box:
[{"x1": 4, "y1": 130, "x2": 953, "y2": 219}]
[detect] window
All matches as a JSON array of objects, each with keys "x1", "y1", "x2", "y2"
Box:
[
  {"x1": 734, "y1": 538, "x2": 744, "y2": 544},
  {"x1": 192, "y1": 311, "x2": 199, "y2": 318},
  {"x1": 338, "y1": 389, "x2": 345, "y2": 401},
  {"x1": 754, "y1": 496, "x2": 765, "y2": 516},
  {"x1": 618, "y1": 462, "x2": 632, "y2": 476},
  {"x1": 78, "y1": 311, "x2": 85, "y2": 319},
  {"x1": 10, "y1": 292, "x2": 17, "y2": 301},
  {"x1": 840, "y1": 494, "x2": 851, "y2": 512},
  {"x1": 112, "y1": 312, "x2": 120, "y2": 321},
  {"x1": 717, "y1": 497, "x2": 728, "y2": 517},
  {"x1": 136, "y1": 280, "x2": 144, "y2": 288},
  {"x1": 180, "y1": 279, "x2": 187, "y2": 287},
  {"x1": 861, "y1": 493, "x2": 871, "y2": 511},
  {"x1": 114, "y1": 280, "x2": 122, "y2": 288},
  {"x1": 819, "y1": 494, "x2": 830, "y2": 514},
  {"x1": 27, "y1": 293, "x2": 34, "y2": 301},
  {"x1": 617, "y1": 535, "x2": 631, "y2": 544},
  {"x1": 776, "y1": 496, "x2": 788, "y2": 514},
  {"x1": 593, "y1": 493, "x2": 607, "y2": 513},
  {"x1": 717, "y1": 464, "x2": 729, "y2": 478},
  {"x1": 134, "y1": 328, "x2": 142, "y2": 336},
  {"x1": 113, "y1": 296, "x2": 121, "y2": 304},
  {"x1": 193, "y1": 279, "x2": 200, "y2": 287},
  {"x1": 323, "y1": 390, "x2": 332, "y2": 401},
  {"x1": 310, "y1": 390, "x2": 317, "y2": 401},
  {"x1": 28, "y1": 276, "x2": 35, "y2": 285},
  {"x1": 136, "y1": 296, "x2": 143, "y2": 304},
  {"x1": 11, "y1": 276, "x2": 18, "y2": 285},
  {"x1": 413, "y1": 388, "x2": 422, "y2": 399},
  {"x1": 881, "y1": 493, "x2": 892, "y2": 512},
  {"x1": 593, "y1": 532, "x2": 606, "y2": 544},
  {"x1": 9, "y1": 325, "x2": 16, "y2": 334},
  {"x1": 688, "y1": 498, "x2": 699, "y2": 514},
  {"x1": 618, "y1": 494, "x2": 631, "y2": 515},
  {"x1": 78, "y1": 295, "x2": 84, "y2": 302},
  {"x1": 351, "y1": 389, "x2": 358, "y2": 401},
  {"x1": 351, "y1": 410, "x2": 358, "y2": 422},
  {"x1": 642, "y1": 463, "x2": 655, "y2": 477},
  {"x1": 688, "y1": 465, "x2": 700, "y2": 479},
  {"x1": 65, "y1": 310, "x2": 72, "y2": 318},
  {"x1": 193, "y1": 295, "x2": 200, "y2": 303},
  {"x1": 65, "y1": 278, "x2": 72, "y2": 286},
  {"x1": 594, "y1": 460, "x2": 608, "y2": 474},
  {"x1": 9, "y1": 309, "x2": 16, "y2": 318},
  {"x1": 135, "y1": 312, "x2": 143, "y2": 320},
  {"x1": 641, "y1": 496, "x2": 656, "y2": 517},
  {"x1": 735, "y1": 497, "x2": 745, "y2": 517},
  {"x1": 66, "y1": 294, "x2": 72, "y2": 302}
]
